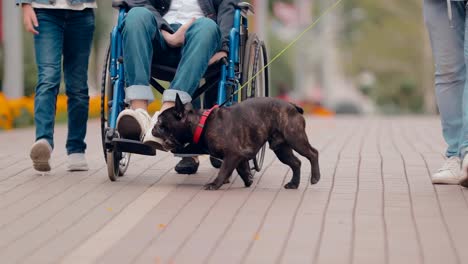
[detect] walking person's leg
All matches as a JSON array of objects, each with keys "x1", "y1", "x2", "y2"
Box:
[
  {"x1": 424, "y1": 0, "x2": 466, "y2": 184},
  {"x1": 62, "y1": 9, "x2": 95, "y2": 171},
  {"x1": 456, "y1": 2, "x2": 468, "y2": 186},
  {"x1": 30, "y1": 9, "x2": 65, "y2": 172}
]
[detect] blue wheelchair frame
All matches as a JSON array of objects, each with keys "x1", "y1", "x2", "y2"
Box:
[
  {"x1": 107, "y1": 7, "x2": 248, "y2": 131},
  {"x1": 102, "y1": 3, "x2": 266, "y2": 181}
]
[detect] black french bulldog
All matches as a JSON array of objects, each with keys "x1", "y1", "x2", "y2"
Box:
[{"x1": 152, "y1": 95, "x2": 320, "y2": 190}]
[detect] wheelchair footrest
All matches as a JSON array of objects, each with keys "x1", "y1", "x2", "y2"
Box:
[{"x1": 113, "y1": 138, "x2": 156, "y2": 156}]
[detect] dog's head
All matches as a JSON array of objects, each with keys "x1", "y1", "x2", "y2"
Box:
[{"x1": 151, "y1": 94, "x2": 196, "y2": 151}]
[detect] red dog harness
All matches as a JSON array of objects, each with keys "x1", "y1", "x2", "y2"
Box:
[{"x1": 193, "y1": 105, "x2": 219, "y2": 144}]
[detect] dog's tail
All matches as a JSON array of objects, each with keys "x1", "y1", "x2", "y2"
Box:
[{"x1": 291, "y1": 103, "x2": 304, "y2": 115}]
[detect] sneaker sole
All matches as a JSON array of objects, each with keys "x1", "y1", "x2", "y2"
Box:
[
  {"x1": 175, "y1": 158, "x2": 200, "y2": 174},
  {"x1": 30, "y1": 143, "x2": 51, "y2": 172},
  {"x1": 143, "y1": 131, "x2": 166, "y2": 151},
  {"x1": 432, "y1": 177, "x2": 460, "y2": 185},
  {"x1": 67, "y1": 164, "x2": 89, "y2": 171},
  {"x1": 117, "y1": 115, "x2": 142, "y2": 140},
  {"x1": 174, "y1": 165, "x2": 199, "y2": 174}
]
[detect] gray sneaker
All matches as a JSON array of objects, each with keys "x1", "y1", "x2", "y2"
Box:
[
  {"x1": 460, "y1": 154, "x2": 468, "y2": 187},
  {"x1": 142, "y1": 111, "x2": 165, "y2": 150},
  {"x1": 30, "y1": 139, "x2": 52, "y2": 172},
  {"x1": 432, "y1": 156, "x2": 461, "y2": 185},
  {"x1": 67, "y1": 153, "x2": 89, "y2": 171}
]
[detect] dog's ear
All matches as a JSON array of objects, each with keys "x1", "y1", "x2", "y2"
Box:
[{"x1": 174, "y1": 94, "x2": 185, "y2": 116}]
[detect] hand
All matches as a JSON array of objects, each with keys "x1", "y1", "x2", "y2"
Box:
[
  {"x1": 22, "y1": 4, "x2": 39, "y2": 35},
  {"x1": 209, "y1": 51, "x2": 228, "y2": 65},
  {"x1": 162, "y1": 18, "x2": 196, "y2": 48}
]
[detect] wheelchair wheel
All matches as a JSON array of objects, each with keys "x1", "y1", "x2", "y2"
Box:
[
  {"x1": 107, "y1": 150, "x2": 130, "y2": 181},
  {"x1": 241, "y1": 34, "x2": 270, "y2": 173},
  {"x1": 100, "y1": 43, "x2": 131, "y2": 180}
]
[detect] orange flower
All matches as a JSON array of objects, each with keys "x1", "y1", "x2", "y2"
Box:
[
  {"x1": 88, "y1": 96, "x2": 101, "y2": 118},
  {"x1": 0, "y1": 93, "x2": 13, "y2": 130},
  {"x1": 56, "y1": 94, "x2": 68, "y2": 114},
  {"x1": 147, "y1": 100, "x2": 162, "y2": 115}
]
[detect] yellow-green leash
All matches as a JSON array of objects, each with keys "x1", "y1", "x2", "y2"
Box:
[{"x1": 227, "y1": 0, "x2": 344, "y2": 101}]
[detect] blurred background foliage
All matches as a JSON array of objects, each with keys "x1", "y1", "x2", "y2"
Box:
[
  {"x1": 1, "y1": 0, "x2": 435, "y2": 115},
  {"x1": 342, "y1": 0, "x2": 431, "y2": 114}
]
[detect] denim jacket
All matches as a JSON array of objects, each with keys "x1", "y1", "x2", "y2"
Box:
[
  {"x1": 123, "y1": 0, "x2": 239, "y2": 53},
  {"x1": 16, "y1": 0, "x2": 96, "y2": 5}
]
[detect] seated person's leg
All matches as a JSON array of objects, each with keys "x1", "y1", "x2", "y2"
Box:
[
  {"x1": 144, "y1": 18, "x2": 222, "y2": 172},
  {"x1": 143, "y1": 17, "x2": 221, "y2": 144},
  {"x1": 166, "y1": 17, "x2": 222, "y2": 105},
  {"x1": 116, "y1": 7, "x2": 162, "y2": 140}
]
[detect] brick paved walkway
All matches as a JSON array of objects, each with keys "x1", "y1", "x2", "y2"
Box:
[{"x1": 0, "y1": 116, "x2": 467, "y2": 264}]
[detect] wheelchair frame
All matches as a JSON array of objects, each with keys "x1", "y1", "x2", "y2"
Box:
[{"x1": 101, "y1": 2, "x2": 269, "y2": 181}]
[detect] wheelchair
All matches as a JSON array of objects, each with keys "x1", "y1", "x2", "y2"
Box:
[{"x1": 101, "y1": 1, "x2": 270, "y2": 181}]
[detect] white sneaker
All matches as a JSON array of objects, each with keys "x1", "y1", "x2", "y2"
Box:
[
  {"x1": 67, "y1": 153, "x2": 89, "y2": 171},
  {"x1": 30, "y1": 139, "x2": 52, "y2": 172},
  {"x1": 432, "y1": 156, "x2": 461, "y2": 184},
  {"x1": 116, "y1": 108, "x2": 151, "y2": 140},
  {"x1": 460, "y1": 155, "x2": 468, "y2": 187},
  {"x1": 142, "y1": 111, "x2": 165, "y2": 150}
]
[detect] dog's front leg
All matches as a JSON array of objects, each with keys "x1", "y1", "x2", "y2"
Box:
[
  {"x1": 205, "y1": 156, "x2": 240, "y2": 190},
  {"x1": 236, "y1": 160, "x2": 253, "y2": 187}
]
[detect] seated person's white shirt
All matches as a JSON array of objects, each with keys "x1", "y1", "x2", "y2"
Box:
[
  {"x1": 163, "y1": 0, "x2": 204, "y2": 25},
  {"x1": 32, "y1": 0, "x2": 97, "y2": 10}
]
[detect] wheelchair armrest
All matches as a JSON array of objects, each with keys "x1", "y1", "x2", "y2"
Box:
[
  {"x1": 237, "y1": 2, "x2": 254, "y2": 15},
  {"x1": 112, "y1": 0, "x2": 128, "y2": 9}
]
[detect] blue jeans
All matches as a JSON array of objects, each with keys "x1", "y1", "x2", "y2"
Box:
[
  {"x1": 33, "y1": 8, "x2": 95, "y2": 154},
  {"x1": 122, "y1": 7, "x2": 221, "y2": 104},
  {"x1": 424, "y1": 0, "x2": 468, "y2": 158}
]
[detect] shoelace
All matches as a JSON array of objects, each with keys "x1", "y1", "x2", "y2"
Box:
[
  {"x1": 439, "y1": 157, "x2": 460, "y2": 172},
  {"x1": 134, "y1": 109, "x2": 152, "y2": 133},
  {"x1": 151, "y1": 111, "x2": 160, "y2": 123}
]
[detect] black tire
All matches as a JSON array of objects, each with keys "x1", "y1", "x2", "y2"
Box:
[
  {"x1": 100, "y1": 44, "x2": 111, "y2": 161},
  {"x1": 241, "y1": 34, "x2": 270, "y2": 173},
  {"x1": 107, "y1": 150, "x2": 119, "y2": 181},
  {"x1": 261, "y1": 41, "x2": 270, "y2": 97},
  {"x1": 101, "y1": 42, "x2": 131, "y2": 179}
]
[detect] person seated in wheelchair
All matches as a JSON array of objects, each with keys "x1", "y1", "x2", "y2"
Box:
[{"x1": 116, "y1": 0, "x2": 238, "y2": 174}]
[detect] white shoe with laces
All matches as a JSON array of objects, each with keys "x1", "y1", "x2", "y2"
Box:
[
  {"x1": 142, "y1": 111, "x2": 165, "y2": 150},
  {"x1": 116, "y1": 108, "x2": 152, "y2": 140},
  {"x1": 67, "y1": 153, "x2": 89, "y2": 171},
  {"x1": 460, "y1": 154, "x2": 468, "y2": 187},
  {"x1": 432, "y1": 156, "x2": 461, "y2": 184}
]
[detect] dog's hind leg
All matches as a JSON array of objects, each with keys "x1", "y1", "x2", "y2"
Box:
[
  {"x1": 286, "y1": 132, "x2": 320, "y2": 185},
  {"x1": 271, "y1": 143, "x2": 302, "y2": 189},
  {"x1": 236, "y1": 160, "x2": 253, "y2": 187}
]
